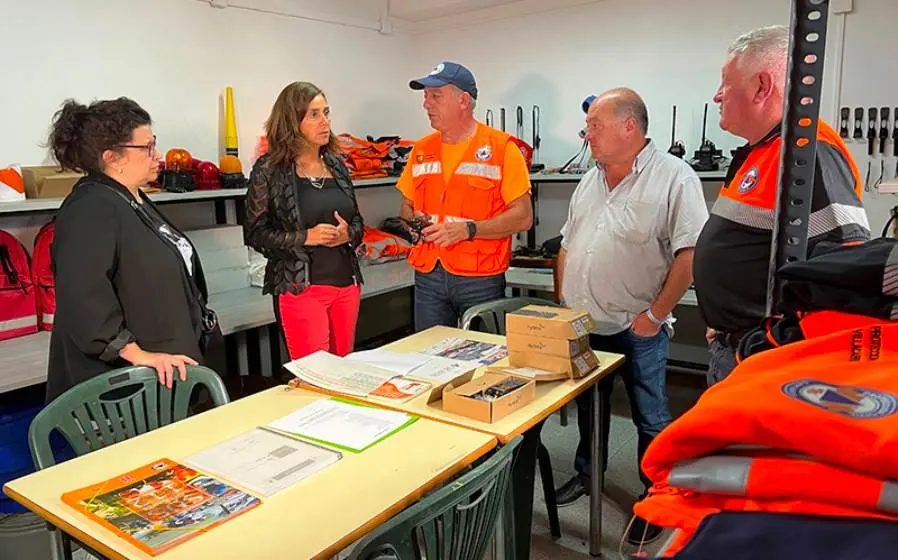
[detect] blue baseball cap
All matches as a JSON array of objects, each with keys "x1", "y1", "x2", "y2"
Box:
[
  {"x1": 410, "y1": 62, "x2": 478, "y2": 100},
  {"x1": 582, "y1": 95, "x2": 597, "y2": 113}
]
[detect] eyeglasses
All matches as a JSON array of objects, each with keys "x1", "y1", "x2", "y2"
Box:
[{"x1": 117, "y1": 135, "x2": 157, "y2": 156}]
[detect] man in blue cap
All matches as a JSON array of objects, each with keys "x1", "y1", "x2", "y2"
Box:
[{"x1": 395, "y1": 61, "x2": 533, "y2": 331}]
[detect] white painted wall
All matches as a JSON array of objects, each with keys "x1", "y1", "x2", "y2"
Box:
[{"x1": 410, "y1": 0, "x2": 898, "y2": 233}]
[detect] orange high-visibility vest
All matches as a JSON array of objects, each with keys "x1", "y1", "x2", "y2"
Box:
[
  {"x1": 407, "y1": 124, "x2": 512, "y2": 276},
  {"x1": 716, "y1": 121, "x2": 863, "y2": 218},
  {"x1": 635, "y1": 320, "x2": 898, "y2": 544}
]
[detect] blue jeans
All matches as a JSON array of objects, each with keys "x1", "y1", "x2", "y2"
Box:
[
  {"x1": 707, "y1": 339, "x2": 739, "y2": 386},
  {"x1": 414, "y1": 262, "x2": 506, "y2": 331},
  {"x1": 574, "y1": 328, "x2": 672, "y2": 491}
]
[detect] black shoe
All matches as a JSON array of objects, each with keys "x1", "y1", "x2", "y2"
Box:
[
  {"x1": 554, "y1": 476, "x2": 589, "y2": 506},
  {"x1": 626, "y1": 515, "x2": 663, "y2": 546}
]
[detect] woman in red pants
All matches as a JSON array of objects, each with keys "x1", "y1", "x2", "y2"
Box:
[{"x1": 244, "y1": 82, "x2": 364, "y2": 359}]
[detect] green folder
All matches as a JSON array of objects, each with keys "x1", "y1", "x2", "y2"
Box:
[{"x1": 264, "y1": 397, "x2": 419, "y2": 454}]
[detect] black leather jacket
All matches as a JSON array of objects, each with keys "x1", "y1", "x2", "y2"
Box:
[{"x1": 243, "y1": 152, "x2": 364, "y2": 296}]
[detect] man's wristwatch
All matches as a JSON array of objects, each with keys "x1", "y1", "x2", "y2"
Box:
[{"x1": 466, "y1": 221, "x2": 477, "y2": 240}]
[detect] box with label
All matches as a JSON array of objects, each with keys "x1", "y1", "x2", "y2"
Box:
[
  {"x1": 508, "y1": 349, "x2": 599, "y2": 379},
  {"x1": 506, "y1": 332, "x2": 590, "y2": 358},
  {"x1": 505, "y1": 305, "x2": 595, "y2": 340},
  {"x1": 442, "y1": 373, "x2": 536, "y2": 423}
]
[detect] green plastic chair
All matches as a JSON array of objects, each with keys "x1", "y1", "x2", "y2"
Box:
[
  {"x1": 347, "y1": 436, "x2": 521, "y2": 560},
  {"x1": 28, "y1": 365, "x2": 230, "y2": 560},
  {"x1": 29, "y1": 364, "x2": 230, "y2": 469},
  {"x1": 460, "y1": 296, "x2": 564, "y2": 539},
  {"x1": 460, "y1": 296, "x2": 559, "y2": 335}
]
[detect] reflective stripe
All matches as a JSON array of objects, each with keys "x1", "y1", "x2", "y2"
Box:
[
  {"x1": 878, "y1": 481, "x2": 898, "y2": 514},
  {"x1": 456, "y1": 162, "x2": 501, "y2": 180},
  {"x1": 711, "y1": 196, "x2": 774, "y2": 230},
  {"x1": 428, "y1": 214, "x2": 471, "y2": 224},
  {"x1": 412, "y1": 162, "x2": 441, "y2": 177},
  {"x1": 807, "y1": 203, "x2": 870, "y2": 238},
  {"x1": 0, "y1": 315, "x2": 38, "y2": 331},
  {"x1": 42, "y1": 313, "x2": 54, "y2": 324},
  {"x1": 668, "y1": 456, "x2": 751, "y2": 494}
]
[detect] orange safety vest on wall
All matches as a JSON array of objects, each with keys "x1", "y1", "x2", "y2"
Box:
[
  {"x1": 407, "y1": 123, "x2": 512, "y2": 276},
  {"x1": 635, "y1": 320, "x2": 898, "y2": 551}
]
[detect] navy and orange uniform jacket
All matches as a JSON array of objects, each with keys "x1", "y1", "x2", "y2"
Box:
[{"x1": 693, "y1": 121, "x2": 871, "y2": 333}]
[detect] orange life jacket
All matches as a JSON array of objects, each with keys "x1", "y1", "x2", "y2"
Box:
[
  {"x1": 407, "y1": 123, "x2": 512, "y2": 276},
  {"x1": 635, "y1": 320, "x2": 898, "y2": 550}
]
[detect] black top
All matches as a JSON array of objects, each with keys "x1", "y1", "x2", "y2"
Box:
[
  {"x1": 243, "y1": 152, "x2": 365, "y2": 296},
  {"x1": 693, "y1": 126, "x2": 870, "y2": 333},
  {"x1": 142, "y1": 201, "x2": 195, "y2": 277},
  {"x1": 297, "y1": 177, "x2": 357, "y2": 287},
  {"x1": 47, "y1": 173, "x2": 209, "y2": 402}
]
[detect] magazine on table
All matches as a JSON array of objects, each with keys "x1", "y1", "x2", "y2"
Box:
[{"x1": 421, "y1": 337, "x2": 508, "y2": 366}]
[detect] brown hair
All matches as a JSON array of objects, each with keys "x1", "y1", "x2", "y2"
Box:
[
  {"x1": 47, "y1": 97, "x2": 151, "y2": 174},
  {"x1": 264, "y1": 82, "x2": 340, "y2": 166}
]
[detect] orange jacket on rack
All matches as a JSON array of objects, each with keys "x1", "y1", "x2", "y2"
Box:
[
  {"x1": 399, "y1": 123, "x2": 525, "y2": 277},
  {"x1": 634, "y1": 320, "x2": 898, "y2": 551}
]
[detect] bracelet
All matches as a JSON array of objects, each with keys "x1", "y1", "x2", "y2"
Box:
[{"x1": 645, "y1": 308, "x2": 664, "y2": 325}]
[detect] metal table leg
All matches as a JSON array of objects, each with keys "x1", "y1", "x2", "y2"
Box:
[
  {"x1": 509, "y1": 420, "x2": 546, "y2": 560},
  {"x1": 589, "y1": 380, "x2": 605, "y2": 557}
]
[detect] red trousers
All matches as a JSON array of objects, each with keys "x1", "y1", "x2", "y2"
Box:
[{"x1": 277, "y1": 284, "x2": 361, "y2": 360}]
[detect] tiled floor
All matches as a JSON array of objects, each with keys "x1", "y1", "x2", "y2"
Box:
[{"x1": 526, "y1": 372, "x2": 705, "y2": 559}]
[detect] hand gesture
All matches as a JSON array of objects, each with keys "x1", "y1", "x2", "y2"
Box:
[
  {"x1": 422, "y1": 221, "x2": 469, "y2": 247},
  {"x1": 630, "y1": 311, "x2": 662, "y2": 338},
  {"x1": 305, "y1": 223, "x2": 339, "y2": 246},
  {"x1": 327, "y1": 211, "x2": 350, "y2": 247}
]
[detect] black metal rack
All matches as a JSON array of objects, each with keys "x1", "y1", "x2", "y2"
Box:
[{"x1": 766, "y1": 0, "x2": 830, "y2": 315}]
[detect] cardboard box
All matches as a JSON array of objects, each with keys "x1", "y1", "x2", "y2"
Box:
[
  {"x1": 505, "y1": 305, "x2": 595, "y2": 340},
  {"x1": 507, "y1": 332, "x2": 590, "y2": 358},
  {"x1": 21, "y1": 166, "x2": 84, "y2": 199},
  {"x1": 442, "y1": 373, "x2": 536, "y2": 423},
  {"x1": 509, "y1": 349, "x2": 600, "y2": 379},
  {"x1": 485, "y1": 366, "x2": 568, "y2": 383}
]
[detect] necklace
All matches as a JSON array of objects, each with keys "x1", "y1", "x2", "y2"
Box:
[{"x1": 296, "y1": 157, "x2": 326, "y2": 189}]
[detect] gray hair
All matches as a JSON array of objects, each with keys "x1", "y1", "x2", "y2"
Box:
[
  {"x1": 595, "y1": 87, "x2": 649, "y2": 135},
  {"x1": 727, "y1": 25, "x2": 789, "y2": 77}
]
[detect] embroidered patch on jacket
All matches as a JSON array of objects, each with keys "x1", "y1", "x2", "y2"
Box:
[
  {"x1": 782, "y1": 379, "x2": 898, "y2": 419},
  {"x1": 475, "y1": 145, "x2": 492, "y2": 161},
  {"x1": 738, "y1": 166, "x2": 760, "y2": 193}
]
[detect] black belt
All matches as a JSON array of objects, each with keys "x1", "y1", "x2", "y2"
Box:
[{"x1": 714, "y1": 330, "x2": 749, "y2": 349}]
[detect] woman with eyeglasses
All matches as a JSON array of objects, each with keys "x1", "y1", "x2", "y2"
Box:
[
  {"x1": 45, "y1": 97, "x2": 220, "y2": 403},
  {"x1": 244, "y1": 82, "x2": 364, "y2": 360}
]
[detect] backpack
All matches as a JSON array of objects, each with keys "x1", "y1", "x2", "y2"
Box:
[
  {"x1": 0, "y1": 230, "x2": 37, "y2": 341},
  {"x1": 31, "y1": 220, "x2": 55, "y2": 331}
]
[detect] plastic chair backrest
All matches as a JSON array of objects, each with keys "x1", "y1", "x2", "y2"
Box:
[
  {"x1": 460, "y1": 297, "x2": 560, "y2": 335},
  {"x1": 28, "y1": 365, "x2": 229, "y2": 470},
  {"x1": 348, "y1": 436, "x2": 522, "y2": 560}
]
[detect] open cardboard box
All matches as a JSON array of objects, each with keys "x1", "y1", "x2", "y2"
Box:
[
  {"x1": 442, "y1": 372, "x2": 535, "y2": 423},
  {"x1": 485, "y1": 365, "x2": 568, "y2": 383},
  {"x1": 420, "y1": 368, "x2": 477, "y2": 403},
  {"x1": 21, "y1": 165, "x2": 84, "y2": 199}
]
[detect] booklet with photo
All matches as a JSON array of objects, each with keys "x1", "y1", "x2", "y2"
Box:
[
  {"x1": 283, "y1": 350, "x2": 397, "y2": 397},
  {"x1": 61, "y1": 459, "x2": 260, "y2": 556},
  {"x1": 422, "y1": 337, "x2": 509, "y2": 366}
]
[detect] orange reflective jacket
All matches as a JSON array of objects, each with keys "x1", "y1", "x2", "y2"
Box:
[
  {"x1": 635, "y1": 321, "x2": 898, "y2": 550},
  {"x1": 407, "y1": 123, "x2": 513, "y2": 276}
]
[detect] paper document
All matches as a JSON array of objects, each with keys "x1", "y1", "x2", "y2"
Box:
[
  {"x1": 404, "y1": 355, "x2": 478, "y2": 385},
  {"x1": 284, "y1": 350, "x2": 397, "y2": 396},
  {"x1": 346, "y1": 349, "x2": 477, "y2": 385},
  {"x1": 268, "y1": 399, "x2": 417, "y2": 453},
  {"x1": 369, "y1": 377, "x2": 432, "y2": 402},
  {"x1": 184, "y1": 428, "x2": 341, "y2": 497},
  {"x1": 422, "y1": 337, "x2": 509, "y2": 366},
  {"x1": 345, "y1": 349, "x2": 433, "y2": 376}
]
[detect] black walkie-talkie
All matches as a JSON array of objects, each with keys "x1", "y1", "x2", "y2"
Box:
[{"x1": 839, "y1": 107, "x2": 850, "y2": 138}]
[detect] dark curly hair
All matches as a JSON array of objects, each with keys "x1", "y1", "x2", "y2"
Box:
[{"x1": 47, "y1": 97, "x2": 152, "y2": 174}]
